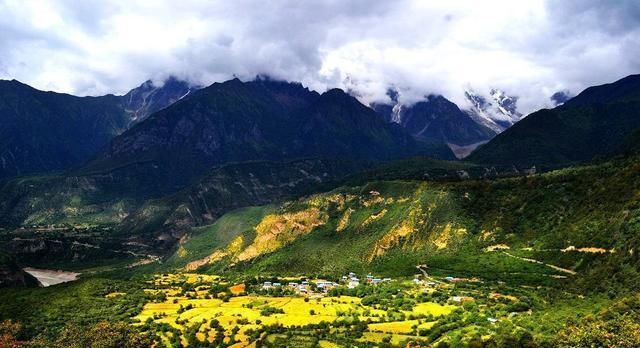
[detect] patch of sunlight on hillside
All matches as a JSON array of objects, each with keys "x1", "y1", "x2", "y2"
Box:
[
  {"x1": 431, "y1": 223, "x2": 467, "y2": 250},
  {"x1": 185, "y1": 236, "x2": 244, "y2": 271},
  {"x1": 236, "y1": 208, "x2": 327, "y2": 262},
  {"x1": 336, "y1": 208, "x2": 353, "y2": 232}
]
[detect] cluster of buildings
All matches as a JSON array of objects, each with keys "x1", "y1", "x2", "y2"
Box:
[
  {"x1": 260, "y1": 272, "x2": 393, "y2": 294},
  {"x1": 261, "y1": 280, "x2": 309, "y2": 292},
  {"x1": 413, "y1": 276, "x2": 437, "y2": 287},
  {"x1": 261, "y1": 280, "x2": 340, "y2": 294},
  {"x1": 341, "y1": 272, "x2": 392, "y2": 288},
  {"x1": 316, "y1": 280, "x2": 339, "y2": 292}
]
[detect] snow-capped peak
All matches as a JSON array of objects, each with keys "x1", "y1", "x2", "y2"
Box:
[
  {"x1": 464, "y1": 88, "x2": 522, "y2": 133},
  {"x1": 391, "y1": 103, "x2": 403, "y2": 123}
]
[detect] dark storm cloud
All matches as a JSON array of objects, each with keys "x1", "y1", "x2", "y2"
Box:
[{"x1": 0, "y1": 0, "x2": 639, "y2": 114}]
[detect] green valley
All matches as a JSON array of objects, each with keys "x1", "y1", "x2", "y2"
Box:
[
  {"x1": 1, "y1": 152, "x2": 638, "y2": 347},
  {"x1": 1, "y1": 14, "x2": 640, "y2": 347}
]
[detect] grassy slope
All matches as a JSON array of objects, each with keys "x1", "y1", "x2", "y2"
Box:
[
  {"x1": 166, "y1": 206, "x2": 274, "y2": 268},
  {"x1": 0, "y1": 276, "x2": 151, "y2": 336}
]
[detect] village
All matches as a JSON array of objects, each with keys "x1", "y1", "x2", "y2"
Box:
[
  {"x1": 133, "y1": 269, "x2": 523, "y2": 347},
  {"x1": 257, "y1": 270, "x2": 487, "y2": 308},
  {"x1": 259, "y1": 272, "x2": 394, "y2": 295}
]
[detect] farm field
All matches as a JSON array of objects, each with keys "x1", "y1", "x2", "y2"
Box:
[
  {"x1": 132, "y1": 273, "x2": 463, "y2": 347},
  {"x1": 128, "y1": 271, "x2": 598, "y2": 347}
]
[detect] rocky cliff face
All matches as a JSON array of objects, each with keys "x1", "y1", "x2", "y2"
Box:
[
  {"x1": 121, "y1": 76, "x2": 200, "y2": 123},
  {"x1": 464, "y1": 88, "x2": 523, "y2": 133}
]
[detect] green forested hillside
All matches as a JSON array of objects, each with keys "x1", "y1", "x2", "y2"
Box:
[
  {"x1": 0, "y1": 158, "x2": 366, "y2": 268},
  {"x1": 172, "y1": 155, "x2": 640, "y2": 291},
  {"x1": 0, "y1": 80, "x2": 130, "y2": 179}
]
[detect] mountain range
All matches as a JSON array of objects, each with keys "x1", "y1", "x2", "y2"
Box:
[
  {"x1": 80, "y1": 77, "x2": 440, "y2": 195},
  {"x1": 2, "y1": 73, "x2": 551, "y2": 185},
  {"x1": 469, "y1": 74, "x2": 640, "y2": 167},
  {"x1": 0, "y1": 76, "x2": 200, "y2": 179},
  {"x1": 370, "y1": 87, "x2": 528, "y2": 158},
  {"x1": 4, "y1": 76, "x2": 507, "y2": 182},
  {"x1": 2, "y1": 74, "x2": 640, "y2": 233},
  {"x1": 0, "y1": 77, "x2": 460, "y2": 247},
  {"x1": 3, "y1": 74, "x2": 564, "y2": 184},
  {"x1": 1, "y1": 68, "x2": 640, "y2": 347},
  {"x1": 1, "y1": 73, "x2": 640, "y2": 238},
  {"x1": 371, "y1": 94, "x2": 496, "y2": 149},
  {"x1": 1, "y1": 73, "x2": 638, "y2": 210}
]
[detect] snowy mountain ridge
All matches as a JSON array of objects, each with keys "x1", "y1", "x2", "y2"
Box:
[{"x1": 464, "y1": 88, "x2": 523, "y2": 133}]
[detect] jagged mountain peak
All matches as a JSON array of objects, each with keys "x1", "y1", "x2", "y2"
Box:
[
  {"x1": 246, "y1": 75, "x2": 319, "y2": 101},
  {"x1": 489, "y1": 88, "x2": 519, "y2": 116},
  {"x1": 369, "y1": 92, "x2": 496, "y2": 154},
  {"x1": 464, "y1": 88, "x2": 523, "y2": 133},
  {"x1": 386, "y1": 88, "x2": 399, "y2": 103},
  {"x1": 122, "y1": 75, "x2": 201, "y2": 123}
]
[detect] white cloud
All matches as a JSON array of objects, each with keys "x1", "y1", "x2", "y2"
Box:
[{"x1": 0, "y1": 0, "x2": 639, "y2": 114}]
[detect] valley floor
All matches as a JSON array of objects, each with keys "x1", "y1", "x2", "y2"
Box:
[
  {"x1": 103, "y1": 270, "x2": 611, "y2": 347},
  {"x1": 1, "y1": 156, "x2": 639, "y2": 347},
  {"x1": 0, "y1": 249, "x2": 637, "y2": 347}
]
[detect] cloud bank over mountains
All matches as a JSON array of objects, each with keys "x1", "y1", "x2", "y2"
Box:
[{"x1": 1, "y1": 0, "x2": 639, "y2": 114}]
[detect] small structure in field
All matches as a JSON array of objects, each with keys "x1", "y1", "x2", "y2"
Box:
[{"x1": 348, "y1": 279, "x2": 360, "y2": 289}]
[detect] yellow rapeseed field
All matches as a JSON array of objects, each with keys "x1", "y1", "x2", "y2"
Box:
[{"x1": 136, "y1": 273, "x2": 456, "y2": 346}]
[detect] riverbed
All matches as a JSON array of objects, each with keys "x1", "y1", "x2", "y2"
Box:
[{"x1": 23, "y1": 267, "x2": 80, "y2": 287}]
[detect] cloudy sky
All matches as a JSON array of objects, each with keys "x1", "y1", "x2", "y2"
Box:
[{"x1": 1, "y1": 0, "x2": 639, "y2": 113}]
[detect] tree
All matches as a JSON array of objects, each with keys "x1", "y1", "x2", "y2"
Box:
[
  {"x1": 0, "y1": 320, "x2": 21, "y2": 348},
  {"x1": 34, "y1": 321, "x2": 155, "y2": 348},
  {"x1": 555, "y1": 315, "x2": 640, "y2": 348}
]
